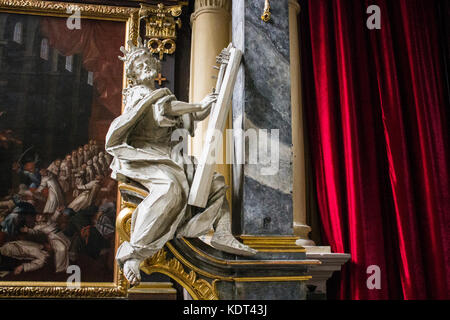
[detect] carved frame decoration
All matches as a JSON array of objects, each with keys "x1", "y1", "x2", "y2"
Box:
[{"x1": 0, "y1": 0, "x2": 140, "y2": 298}]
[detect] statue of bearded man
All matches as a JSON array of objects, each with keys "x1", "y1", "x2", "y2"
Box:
[{"x1": 105, "y1": 39, "x2": 256, "y2": 287}]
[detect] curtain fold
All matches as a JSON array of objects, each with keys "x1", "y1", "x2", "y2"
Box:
[{"x1": 300, "y1": 0, "x2": 449, "y2": 299}]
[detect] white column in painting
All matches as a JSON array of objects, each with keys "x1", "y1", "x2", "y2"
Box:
[
  {"x1": 40, "y1": 38, "x2": 49, "y2": 60},
  {"x1": 0, "y1": 15, "x2": 7, "y2": 67},
  {"x1": 87, "y1": 71, "x2": 94, "y2": 86},
  {"x1": 65, "y1": 55, "x2": 73, "y2": 72},
  {"x1": 13, "y1": 22, "x2": 22, "y2": 44}
]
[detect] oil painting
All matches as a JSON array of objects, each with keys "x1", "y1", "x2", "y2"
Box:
[{"x1": 0, "y1": 0, "x2": 138, "y2": 297}]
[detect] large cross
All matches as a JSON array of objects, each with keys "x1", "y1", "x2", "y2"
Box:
[{"x1": 154, "y1": 73, "x2": 167, "y2": 86}]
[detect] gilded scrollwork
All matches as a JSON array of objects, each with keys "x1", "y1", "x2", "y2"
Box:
[
  {"x1": 138, "y1": 3, "x2": 187, "y2": 59},
  {"x1": 261, "y1": 0, "x2": 271, "y2": 22},
  {"x1": 117, "y1": 196, "x2": 219, "y2": 300},
  {"x1": 0, "y1": 270, "x2": 128, "y2": 298},
  {"x1": 0, "y1": 283, "x2": 127, "y2": 298},
  {"x1": 140, "y1": 249, "x2": 219, "y2": 300}
]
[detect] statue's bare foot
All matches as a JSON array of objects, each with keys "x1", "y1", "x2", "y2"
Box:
[
  {"x1": 210, "y1": 232, "x2": 257, "y2": 256},
  {"x1": 123, "y1": 259, "x2": 141, "y2": 287}
]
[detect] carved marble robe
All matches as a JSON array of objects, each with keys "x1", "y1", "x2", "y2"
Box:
[{"x1": 105, "y1": 87, "x2": 228, "y2": 266}]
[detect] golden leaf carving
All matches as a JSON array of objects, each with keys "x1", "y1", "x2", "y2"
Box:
[{"x1": 141, "y1": 248, "x2": 219, "y2": 300}]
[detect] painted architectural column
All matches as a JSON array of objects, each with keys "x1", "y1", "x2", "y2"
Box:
[
  {"x1": 189, "y1": 0, "x2": 231, "y2": 198},
  {"x1": 0, "y1": 15, "x2": 7, "y2": 67},
  {"x1": 289, "y1": 0, "x2": 315, "y2": 246}
]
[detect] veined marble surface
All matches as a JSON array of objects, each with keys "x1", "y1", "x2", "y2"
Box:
[{"x1": 232, "y1": 0, "x2": 293, "y2": 235}]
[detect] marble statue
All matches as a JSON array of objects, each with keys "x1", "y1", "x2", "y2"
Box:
[{"x1": 105, "y1": 39, "x2": 257, "y2": 287}]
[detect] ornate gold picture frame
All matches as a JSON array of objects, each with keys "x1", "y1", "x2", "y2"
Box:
[{"x1": 0, "y1": 0, "x2": 139, "y2": 298}]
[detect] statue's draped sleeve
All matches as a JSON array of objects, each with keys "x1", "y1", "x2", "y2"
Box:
[
  {"x1": 104, "y1": 87, "x2": 191, "y2": 194},
  {"x1": 105, "y1": 88, "x2": 174, "y2": 162},
  {"x1": 152, "y1": 94, "x2": 179, "y2": 127}
]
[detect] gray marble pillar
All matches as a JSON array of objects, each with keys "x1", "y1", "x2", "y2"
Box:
[{"x1": 232, "y1": 0, "x2": 293, "y2": 236}]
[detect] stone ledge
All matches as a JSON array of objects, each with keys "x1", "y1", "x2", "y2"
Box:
[{"x1": 304, "y1": 248, "x2": 351, "y2": 294}]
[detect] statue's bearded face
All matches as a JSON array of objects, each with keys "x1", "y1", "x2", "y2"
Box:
[{"x1": 132, "y1": 55, "x2": 157, "y2": 84}]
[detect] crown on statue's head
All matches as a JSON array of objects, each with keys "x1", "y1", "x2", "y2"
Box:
[{"x1": 119, "y1": 37, "x2": 161, "y2": 80}]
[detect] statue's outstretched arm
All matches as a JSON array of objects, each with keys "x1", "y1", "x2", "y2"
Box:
[
  {"x1": 192, "y1": 107, "x2": 211, "y2": 121},
  {"x1": 167, "y1": 93, "x2": 217, "y2": 119},
  {"x1": 168, "y1": 100, "x2": 203, "y2": 115}
]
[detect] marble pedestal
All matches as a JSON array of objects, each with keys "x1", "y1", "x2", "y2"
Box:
[{"x1": 304, "y1": 246, "x2": 351, "y2": 298}]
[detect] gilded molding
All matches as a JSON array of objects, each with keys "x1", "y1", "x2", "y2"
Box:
[
  {"x1": 0, "y1": 286, "x2": 126, "y2": 298},
  {"x1": 119, "y1": 182, "x2": 149, "y2": 198},
  {"x1": 117, "y1": 207, "x2": 133, "y2": 242},
  {"x1": 0, "y1": 0, "x2": 138, "y2": 20},
  {"x1": 0, "y1": 0, "x2": 139, "y2": 44},
  {"x1": 0, "y1": 268, "x2": 128, "y2": 298},
  {"x1": 0, "y1": 276, "x2": 127, "y2": 298}
]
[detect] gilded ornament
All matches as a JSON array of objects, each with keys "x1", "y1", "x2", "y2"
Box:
[
  {"x1": 139, "y1": 3, "x2": 187, "y2": 59},
  {"x1": 261, "y1": 0, "x2": 271, "y2": 22}
]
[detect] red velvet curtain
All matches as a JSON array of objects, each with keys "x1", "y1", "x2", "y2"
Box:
[{"x1": 300, "y1": 0, "x2": 449, "y2": 299}]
